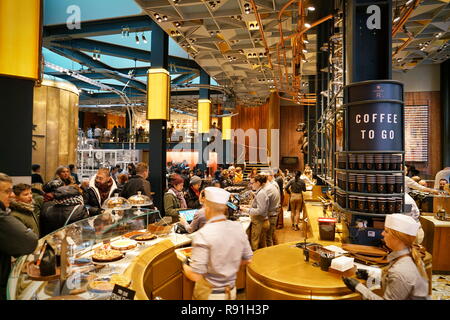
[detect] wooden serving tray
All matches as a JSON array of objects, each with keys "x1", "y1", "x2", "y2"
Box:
[
  {"x1": 26, "y1": 262, "x2": 60, "y2": 281},
  {"x1": 342, "y1": 244, "x2": 389, "y2": 257}
]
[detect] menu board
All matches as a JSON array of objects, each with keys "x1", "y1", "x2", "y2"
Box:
[{"x1": 404, "y1": 105, "x2": 428, "y2": 162}]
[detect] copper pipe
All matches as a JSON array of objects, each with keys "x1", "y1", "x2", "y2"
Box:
[
  {"x1": 392, "y1": 0, "x2": 421, "y2": 37},
  {"x1": 393, "y1": 36, "x2": 413, "y2": 57}
]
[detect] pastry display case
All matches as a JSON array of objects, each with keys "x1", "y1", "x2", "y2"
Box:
[{"x1": 6, "y1": 208, "x2": 192, "y2": 300}]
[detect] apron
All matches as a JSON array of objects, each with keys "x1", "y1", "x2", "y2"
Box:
[{"x1": 192, "y1": 218, "x2": 233, "y2": 300}]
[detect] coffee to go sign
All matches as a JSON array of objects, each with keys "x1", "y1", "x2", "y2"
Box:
[{"x1": 348, "y1": 102, "x2": 403, "y2": 151}]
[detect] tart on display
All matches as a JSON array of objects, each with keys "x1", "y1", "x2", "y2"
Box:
[
  {"x1": 88, "y1": 279, "x2": 115, "y2": 293},
  {"x1": 131, "y1": 232, "x2": 157, "y2": 241},
  {"x1": 109, "y1": 274, "x2": 131, "y2": 288},
  {"x1": 91, "y1": 248, "x2": 124, "y2": 263},
  {"x1": 128, "y1": 191, "x2": 152, "y2": 206},
  {"x1": 110, "y1": 239, "x2": 137, "y2": 251}
]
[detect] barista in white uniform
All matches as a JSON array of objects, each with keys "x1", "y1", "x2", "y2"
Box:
[
  {"x1": 183, "y1": 187, "x2": 253, "y2": 300},
  {"x1": 343, "y1": 214, "x2": 430, "y2": 300}
]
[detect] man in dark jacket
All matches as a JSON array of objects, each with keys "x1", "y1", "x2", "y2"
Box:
[
  {"x1": 185, "y1": 176, "x2": 202, "y2": 209},
  {"x1": 83, "y1": 168, "x2": 118, "y2": 216},
  {"x1": 40, "y1": 186, "x2": 89, "y2": 237},
  {"x1": 120, "y1": 162, "x2": 152, "y2": 200},
  {"x1": 0, "y1": 173, "x2": 38, "y2": 300}
]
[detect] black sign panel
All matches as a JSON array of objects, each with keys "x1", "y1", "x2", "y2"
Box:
[
  {"x1": 347, "y1": 102, "x2": 403, "y2": 151},
  {"x1": 109, "y1": 284, "x2": 136, "y2": 300},
  {"x1": 346, "y1": 82, "x2": 403, "y2": 103}
]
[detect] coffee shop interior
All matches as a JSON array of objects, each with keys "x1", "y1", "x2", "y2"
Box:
[{"x1": 0, "y1": 0, "x2": 450, "y2": 301}]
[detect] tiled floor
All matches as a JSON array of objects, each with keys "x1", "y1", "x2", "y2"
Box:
[
  {"x1": 268, "y1": 203, "x2": 450, "y2": 300},
  {"x1": 431, "y1": 275, "x2": 450, "y2": 300}
]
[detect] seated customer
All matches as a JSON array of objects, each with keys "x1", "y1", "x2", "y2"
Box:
[
  {"x1": 40, "y1": 186, "x2": 89, "y2": 236},
  {"x1": 179, "y1": 190, "x2": 207, "y2": 233},
  {"x1": 164, "y1": 174, "x2": 187, "y2": 223},
  {"x1": 438, "y1": 178, "x2": 448, "y2": 192},
  {"x1": 233, "y1": 167, "x2": 243, "y2": 184},
  {"x1": 31, "y1": 164, "x2": 44, "y2": 185},
  {"x1": 84, "y1": 168, "x2": 118, "y2": 216},
  {"x1": 10, "y1": 184, "x2": 39, "y2": 236},
  {"x1": 185, "y1": 176, "x2": 202, "y2": 209}
]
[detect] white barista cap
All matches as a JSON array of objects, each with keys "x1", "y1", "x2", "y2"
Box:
[
  {"x1": 385, "y1": 214, "x2": 420, "y2": 236},
  {"x1": 204, "y1": 187, "x2": 230, "y2": 205}
]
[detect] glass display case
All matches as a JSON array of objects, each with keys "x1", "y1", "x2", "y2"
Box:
[{"x1": 6, "y1": 208, "x2": 180, "y2": 300}]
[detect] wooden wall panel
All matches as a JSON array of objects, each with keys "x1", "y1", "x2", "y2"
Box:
[
  {"x1": 405, "y1": 91, "x2": 441, "y2": 178},
  {"x1": 106, "y1": 114, "x2": 126, "y2": 129},
  {"x1": 231, "y1": 103, "x2": 269, "y2": 163},
  {"x1": 280, "y1": 105, "x2": 305, "y2": 171}
]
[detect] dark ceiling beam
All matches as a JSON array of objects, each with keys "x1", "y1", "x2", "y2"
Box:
[
  {"x1": 46, "y1": 46, "x2": 147, "y2": 92},
  {"x1": 171, "y1": 72, "x2": 199, "y2": 84},
  {"x1": 47, "y1": 38, "x2": 201, "y2": 71},
  {"x1": 43, "y1": 15, "x2": 153, "y2": 40}
]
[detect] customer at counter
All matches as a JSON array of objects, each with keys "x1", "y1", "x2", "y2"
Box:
[
  {"x1": 31, "y1": 164, "x2": 44, "y2": 185},
  {"x1": 241, "y1": 175, "x2": 270, "y2": 251},
  {"x1": 179, "y1": 190, "x2": 207, "y2": 233},
  {"x1": 284, "y1": 171, "x2": 306, "y2": 231},
  {"x1": 262, "y1": 171, "x2": 281, "y2": 247},
  {"x1": 233, "y1": 167, "x2": 243, "y2": 184},
  {"x1": 120, "y1": 162, "x2": 152, "y2": 199},
  {"x1": 434, "y1": 167, "x2": 450, "y2": 189},
  {"x1": 0, "y1": 173, "x2": 38, "y2": 300},
  {"x1": 404, "y1": 167, "x2": 439, "y2": 194},
  {"x1": 185, "y1": 176, "x2": 203, "y2": 209},
  {"x1": 84, "y1": 168, "x2": 118, "y2": 216},
  {"x1": 10, "y1": 184, "x2": 39, "y2": 236},
  {"x1": 55, "y1": 166, "x2": 75, "y2": 186},
  {"x1": 183, "y1": 187, "x2": 253, "y2": 300},
  {"x1": 343, "y1": 214, "x2": 429, "y2": 300},
  {"x1": 164, "y1": 174, "x2": 187, "y2": 223},
  {"x1": 40, "y1": 186, "x2": 89, "y2": 236},
  {"x1": 220, "y1": 170, "x2": 233, "y2": 189}
]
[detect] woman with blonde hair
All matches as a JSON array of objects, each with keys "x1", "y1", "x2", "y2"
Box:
[{"x1": 343, "y1": 214, "x2": 430, "y2": 300}]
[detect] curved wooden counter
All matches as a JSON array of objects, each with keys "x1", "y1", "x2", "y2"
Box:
[
  {"x1": 126, "y1": 239, "x2": 183, "y2": 300},
  {"x1": 246, "y1": 241, "x2": 360, "y2": 300}
]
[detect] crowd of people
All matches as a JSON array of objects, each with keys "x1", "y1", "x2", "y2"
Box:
[{"x1": 82, "y1": 125, "x2": 149, "y2": 143}]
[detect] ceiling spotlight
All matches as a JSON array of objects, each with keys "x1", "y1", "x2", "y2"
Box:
[
  {"x1": 142, "y1": 33, "x2": 147, "y2": 43},
  {"x1": 154, "y1": 13, "x2": 160, "y2": 19},
  {"x1": 250, "y1": 23, "x2": 255, "y2": 28},
  {"x1": 406, "y1": 0, "x2": 413, "y2": 5},
  {"x1": 304, "y1": 23, "x2": 311, "y2": 28},
  {"x1": 135, "y1": 34, "x2": 140, "y2": 44},
  {"x1": 259, "y1": 52, "x2": 263, "y2": 57},
  {"x1": 302, "y1": 49, "x2": 308, "y2": 53},
  {"x1": 435, "y1": 33, "x2": 442, "y2": 38},
  {"x1": 244, "y1": 3, "x2": 250, "y2": 8},
  {"x1": 175, "y1": 22, "x2": 181, "y2": 28},
  {"x1": 157, "y1": 17, "x2": 162, "y2": 23},
  {"x1": 210, "y1": 31, "x2": 215, "y2": 36},
  {"x1": 172, "y1": 0, "x2": 179, "y2": 4},
  {"x1": 307, "y1": 6, "x2": 315, "y2": 11},
  {"x1": 393, "y1": 16, "x2": 400, "y2": 23},
  {"x1": 163, "y1": 16, "x2": 168, "y2": 21},
  {"x1": 302, "y1": 59, "x2": 307, "y2": 63},
  {"x1": 171, "y1": 31, "x2": 176, "y2": 36},
  {"x1": 303, "y1": 39, "x2": 309, "y2": 44}
]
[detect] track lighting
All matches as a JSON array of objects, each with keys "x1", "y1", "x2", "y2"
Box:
[
  {"x1": 307, "y1": 6, "x2": 315, "y2": 11},
  {"x1": 303, "y1": 39, "x2": 309, "y2": 44},
  {"x1": 406, "y1": 0, "x2": 413, "y2": 5},
  {"x1": 135, "y1": 34, "x2": 140, "y2": 44},
  {"x1": 393, "y1": 16, "x2": 400, "y2": 23},
  {"x1": 163, "y1": 16, "x2": 168, "y2": 21},
  {"x1": 142, "y1": 34, "x2": 147, "y2": 43},
  {"x1": 304, "y1": 23, "x2": 311, "y2": 28},
  {"x1": 302, "y1": 49, "x2": 308, "y2": 53}
]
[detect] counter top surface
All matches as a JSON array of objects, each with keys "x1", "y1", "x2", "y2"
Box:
[{"x1": 420, "y1": 215, "x2": 450, "y2": 227}]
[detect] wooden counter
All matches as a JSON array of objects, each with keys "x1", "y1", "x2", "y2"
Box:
[
  {"x1": 246, "y1": 241, "x2": 359, "y2": 300},
  {"x1": 420, "y1": 215, "x2": 450, "y2": 273},
  {"x1": 246, "y1": 202, "x2": 433, "y2": 299}
]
